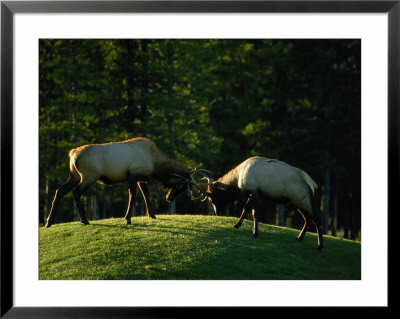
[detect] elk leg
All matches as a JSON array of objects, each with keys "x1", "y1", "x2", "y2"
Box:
[
  {"x1": 233, "y1": 196, "x2": 253, "y2": 229},
  {"x1": 72, "y1": 182, "x2": 93, "y2": 225},
  {"x1": 124, "y1": 175, "x2": 138, "y2": 225},
  {"x1": 138, "y1": 182, "x2": 156, "y2": 219},
  {"x1": 45, "y1": 174, "x2": 80, "y2": 228},
  {"x1": 296, "y1": 209, "x2": 310, "y2": 241},
  {"x1": 310, "y1": 213, "x2": 324, "y2": 250},
  {"x1": 297, "y1": 205, "x2": 324, "y2": 250}
]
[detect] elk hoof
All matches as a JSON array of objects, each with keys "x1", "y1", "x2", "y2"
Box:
[
  {"x1": 296, "y1": 237, "x2": 304, "y2": 242},
  {"x1": 81, "y1": 219, "x2": 90, "y2": 225},
  {"x1": 150, "y1": 215, "x2": 157, "y2": 219},
  {"x1": 317, "y1": 245, "x2": 324, "y2": 251},
  {"x1": 233, "y1": 223, "x2": 241, "y2": 229},
  {"x1": 45, "y1": 221, "x2": 52, "y2": 228},
  {"x1": 125, "y1": 219, "x2": 131, "y2": 225},
  {"x1": 253, "y1": 233, "x2": 258, "y2": 239}
]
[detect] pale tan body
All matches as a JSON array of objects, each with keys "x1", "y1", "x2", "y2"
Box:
[
  {"x1": 45, "y1": 137, "x2": 190, "y2": 227},
  {"x1": 234, "y1": 156, "x2": 317, "y2": 207},
  {"x1": 209, "y1": 156, "x2": 323, "y2": 250},
  {"x1": 69, "y1": 138, "x2": 161, "y2": 185}
]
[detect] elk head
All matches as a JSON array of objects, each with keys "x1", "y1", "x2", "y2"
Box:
[{"x1": 166, "y1": 168, "x2": 213, "y2": 202}]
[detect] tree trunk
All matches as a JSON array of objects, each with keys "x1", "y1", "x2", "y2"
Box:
[
  {"x1": 92, "y1": 184, "x2": 99, "y2": 220},
  {"x1": 208, "y1": 201, "x2": 214, "y2": 215},
  {"x1": 139, "y1": 197, "x2": 145, "y2": 216},
  {"x1": 167, "y1": 43, "x2": 177, "y2": 215},
  {"x1": 322, "y1": 167, "x2": 331, "y2": 234},
  {"x1": 73, "y1": 205, "x2": 79, "y2": 221},
  {"x1": 125, "y1": 40, "x2": 135, "y2": 119},
  {"x1": 170, "y1": 200, "x2": 176, "y2": 215},
  {"x1": 102, "y1": 203, "x2": 107, "y2": 220},
  {"x1": 43, "y1": 179, "x2": 50, "y2": 224},
  {"x1": 130, "y1": 189, "x2": 137, "y2": 217},
  {"x1": 276, "y1": 204, "x2": 285, "y2": 227},
  {"x1": 331, "y1": 192, "x2": 337, "y2": 236},
  {"x1": 140, "y1": 40, "x2": 149, "y2": 120}
]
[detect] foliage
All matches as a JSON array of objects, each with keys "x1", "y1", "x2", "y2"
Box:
[
  {"x1": 39, "y1": 39, "x2": 361, "y2": 239},
  {"x1": 39, "y1": 215, "x2": 361, "y2": 280}
]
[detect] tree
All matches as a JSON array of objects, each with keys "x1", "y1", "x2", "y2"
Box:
[{"x1": 39, "y1": 39, "x2": 361, "y2": 239}]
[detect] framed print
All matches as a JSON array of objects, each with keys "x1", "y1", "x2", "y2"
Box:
[{"x1": 1, "y1": 0, "x2": 395, "y2": 317}]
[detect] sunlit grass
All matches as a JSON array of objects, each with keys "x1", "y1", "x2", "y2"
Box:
[{"x1": 39, "y1": 215, "x2": 361, "y2": 280}]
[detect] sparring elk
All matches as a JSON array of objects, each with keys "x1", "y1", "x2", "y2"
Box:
[
  {"x1": 45, "y1": 137, "x2": 211, "y2": 227},
  {"x1": 199, "y1": 156, "x2": 324, "y2": 250}
]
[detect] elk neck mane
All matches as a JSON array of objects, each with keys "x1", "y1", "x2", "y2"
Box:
[
  {"x1": 217, "y1": 166, "x2": 239, "y2": 189},
  {"x1": 151, "y1": 149, "x2": 190, "y2": 186},
  {"x1": 121, "y1": 137, "x2": 190, "y2": 180}
]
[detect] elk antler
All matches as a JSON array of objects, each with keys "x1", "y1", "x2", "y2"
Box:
[
  {"x1": 188, "y1": 168, "x2": 213, "y2": 200},
  {"x1": 190, "y1": 168, "x2": 213, "y2": 186},
  {"x1": 169, "y1": 169, "x2": 213, "y2": 200}
]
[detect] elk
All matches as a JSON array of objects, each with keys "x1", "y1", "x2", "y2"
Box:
[
  {"x1": 198, "y1": 156, "x2": 324, "y2": 250},
  {"x1": 45, "y1": 137, "x2": 210, "y2": 227}
]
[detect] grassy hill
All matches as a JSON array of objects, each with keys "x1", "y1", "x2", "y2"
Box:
[{"x1": 39, "y1": 215, "x2": 361, "y2": 280}]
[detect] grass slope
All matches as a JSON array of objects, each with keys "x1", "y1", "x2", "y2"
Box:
[{"x1": 40, "y1": 215, "x2": 361, "y2": 280}]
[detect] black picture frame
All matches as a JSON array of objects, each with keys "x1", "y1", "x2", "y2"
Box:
[{"x1": 1, "y1": 0, "x2": 394, "y2": 317}]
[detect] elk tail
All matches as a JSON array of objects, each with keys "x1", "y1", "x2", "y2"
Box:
[{"x1": 301, "y1": 170, "x2": 318, "y2": 195}]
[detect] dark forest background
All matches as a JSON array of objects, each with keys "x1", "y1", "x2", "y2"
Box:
[{"x1": 39, "y1": 39, "x2": 361, "y2": 240}]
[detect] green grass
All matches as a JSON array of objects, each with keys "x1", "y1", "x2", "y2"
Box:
[{"x1": 39, "y1": 215, "x2": 361, "y2": 280}]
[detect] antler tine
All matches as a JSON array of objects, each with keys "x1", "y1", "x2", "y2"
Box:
[
  {"x1": 189, "y1": 166, "x2": 198, "y2": 173},
  {"x1": 190, "y1": 168, "x2": 213, "y2": 185},
  {"x1": 190, "y1": 192, "x2": 208, "y2": 201},
  {"x1": 188, "y1": 183, "x2": 209, "y2": 201},
  {"x1": 190, "y1": 180, "x2": 206, "y2": 193},
  {"x1": 199, "y1": 175, "x2": 212, "y2": 185},
  {"x1": 188, "y1": 173, "x2": 210, "y2": 195}
]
